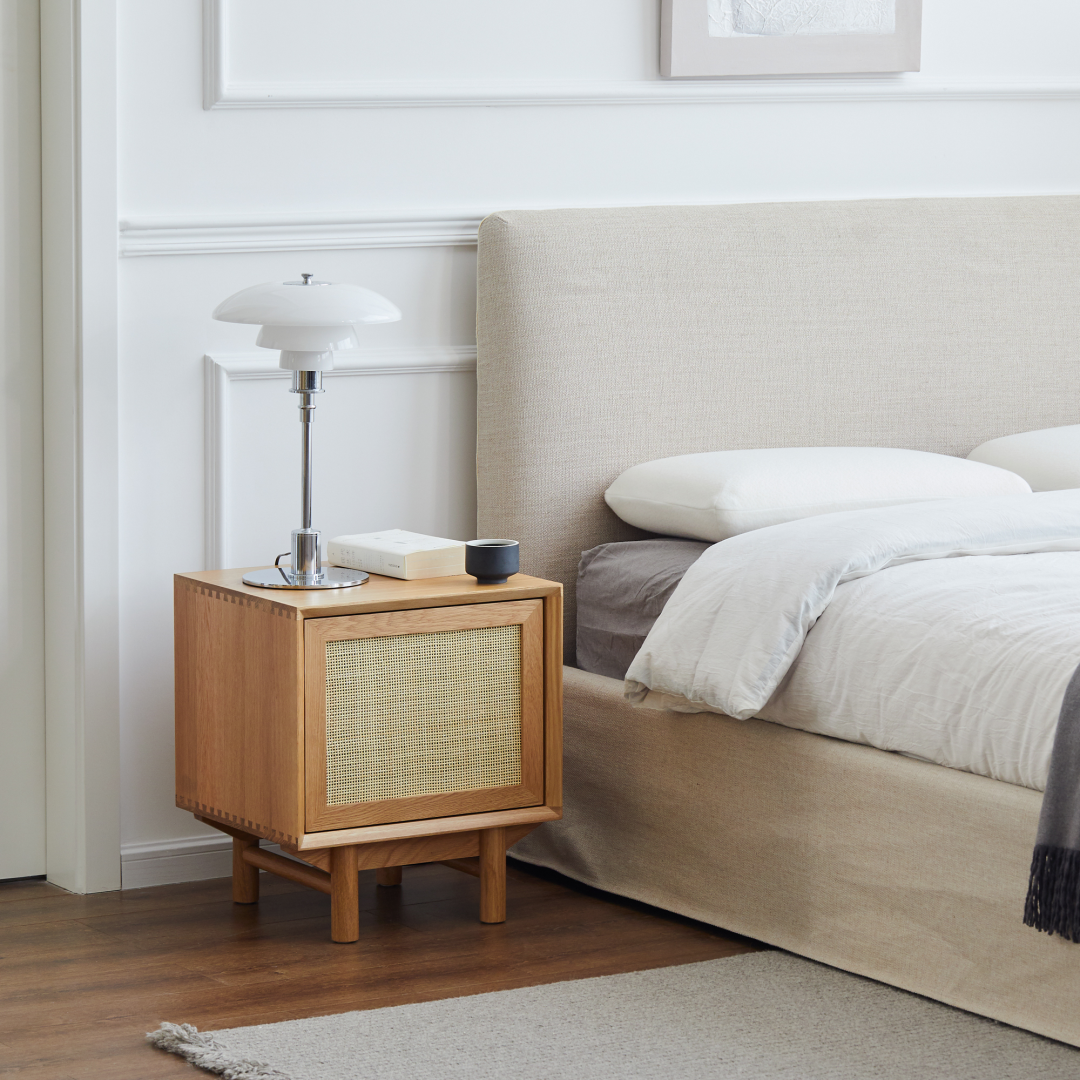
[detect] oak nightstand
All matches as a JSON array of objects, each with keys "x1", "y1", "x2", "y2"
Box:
[{"x1": 174, "y1": 568, "x2": 562, "y2": 942}]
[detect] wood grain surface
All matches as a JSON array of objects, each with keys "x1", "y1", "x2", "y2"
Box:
[
  {"x1": 175, "y1": 569, "x2": 560, "y2": 621},
  {"x1": 543, "y1": 590, "x2": 564, "y2": 811},
  {"x1": 478, "y1": 827, "x2": 507, "y2": 923},
  {"x1": 175, "y1": 578, "x2": 306, "y2": 845},
  {"x1": 295, "y1": 804, "x2": 560, "y2": 850},
  {"x1": 0, "y1": 862, "x2": 759, "y2": 1078}
]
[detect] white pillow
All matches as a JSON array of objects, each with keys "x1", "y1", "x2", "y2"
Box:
[
  {"x1": 604, "y1": 447, "x2": 1031, "y2": 542},
  {"x1": 967, "y1": 425, "x2": 1080, "y2": 491}
]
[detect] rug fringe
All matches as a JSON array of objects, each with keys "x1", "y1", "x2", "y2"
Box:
[{"x1": 147, "y1": 1022, "x2": 291, "y2": 1080}]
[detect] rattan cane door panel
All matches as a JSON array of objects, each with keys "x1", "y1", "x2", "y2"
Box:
[{"x1": 304, "y1": 600, "x2": 545, "y2": 831}]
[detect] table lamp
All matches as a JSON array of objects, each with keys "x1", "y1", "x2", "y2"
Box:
[{"x1": 213, "y1": 273, "x2": 401, "y2": 589}]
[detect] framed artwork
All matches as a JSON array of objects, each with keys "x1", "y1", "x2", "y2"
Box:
[{"x1": 661, "y1": 0, "x2": 922, "y2": 77}]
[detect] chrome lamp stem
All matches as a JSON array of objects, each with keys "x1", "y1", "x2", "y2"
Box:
[
  {"x1": 301, "y1": 389, "x2": 314, "y2": 530},
  {"x1": 240, "y1": 367, "x2": 368, "y2": 590},
  {"x1": 290, "y1": 371, "x2": 323, "y2": 584}
]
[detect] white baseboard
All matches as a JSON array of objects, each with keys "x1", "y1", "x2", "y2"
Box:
[{"x1": 120, "y1": 833, "x2": 288, "y2": 889}]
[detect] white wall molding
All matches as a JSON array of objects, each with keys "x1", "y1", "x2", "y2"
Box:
[
  {"x1": 208, "y1": 74, "x2": 1080, "y2": 111},
  {"x1": 121, "y1": 834, "x2": 292, "y2": 889},
  {"x1": 204, "y1": 346, "x2": 477, "y2": 570},
  {"x1": 202, "y1": 0, "x2": 226, "y2": 111},
  {"x1": 203, "y1": 1, "x2": 1080, "y2": 111},
  {"x1": 120, "y1": 211, "x2": 486, "y2": 257},
  {"x1": 121, "y1": 834, "x2": 231, "y2": 889},
  {"x1": 124, "y1": 188, "x2": 1080, "y2": 258}
]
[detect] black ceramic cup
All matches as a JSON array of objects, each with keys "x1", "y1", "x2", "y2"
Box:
[{"x1": 465, "y1": 539, "x2": 520, "y2": 584}]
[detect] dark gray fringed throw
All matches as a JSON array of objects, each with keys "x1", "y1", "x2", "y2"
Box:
[{"x1": 1025, "y1": 663, "x2": 1080, "y2": 941}]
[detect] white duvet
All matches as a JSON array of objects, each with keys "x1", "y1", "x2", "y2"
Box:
[{"x1": 625, "y1": 491, "x2": 1080, "y2": 790}]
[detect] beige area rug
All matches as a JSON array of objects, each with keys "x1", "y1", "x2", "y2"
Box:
[{"x1": 148, "y1": 951, "x2": 1080, "y2": 1080}]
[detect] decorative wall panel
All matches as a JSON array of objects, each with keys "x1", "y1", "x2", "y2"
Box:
[
  {"x1": 204, "y1": 348, "x2": 478, "y2": 571},
  {"x1": 204, "y1": 0, "x2": 1080, "y2": 109}
]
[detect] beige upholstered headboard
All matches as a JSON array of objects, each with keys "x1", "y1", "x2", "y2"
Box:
[{"x1": 475, "y1": 197, "x2": 1080, "y2": 662}]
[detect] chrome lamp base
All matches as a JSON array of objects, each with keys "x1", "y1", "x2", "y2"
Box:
[
  {"x1": 243, "y1": 524, "x2": 369, "y2": 590},
  {"x1": 242, "y1": 566, "x2": 369, "y2": 590}
]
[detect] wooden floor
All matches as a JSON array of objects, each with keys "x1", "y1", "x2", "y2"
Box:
[{"x1": 0, "y1": 859, "x2": 759, "y2": 1080}]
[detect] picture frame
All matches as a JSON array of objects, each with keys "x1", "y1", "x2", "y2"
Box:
[{"x1": 661, "y1": 0, "x2": 922, "y2": 78}]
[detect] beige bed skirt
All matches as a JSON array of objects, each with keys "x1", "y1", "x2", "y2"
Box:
[{"x1": 512, "y1": 666, "x2": 1080, "y2": 1046}]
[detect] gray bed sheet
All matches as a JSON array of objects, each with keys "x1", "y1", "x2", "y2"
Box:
[{"x1": 575, "y1": 539, "x2": 711, "y2": 678}]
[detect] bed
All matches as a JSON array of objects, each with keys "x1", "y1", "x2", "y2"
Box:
[{"x1": 474, "y1": 196, "x2": 1080, "y2": 1046}]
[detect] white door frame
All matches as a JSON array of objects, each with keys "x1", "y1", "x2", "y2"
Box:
[
  {"x1": 41, "y1": 0, "x2": 121, "y2": 893},
  {"x1": 0, "y1": 0, "x2": 45, "y2": 882}
]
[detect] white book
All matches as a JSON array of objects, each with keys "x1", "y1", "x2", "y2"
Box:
[{"x1": 327, "y1": 529, "x2": 466, "y2": 580}]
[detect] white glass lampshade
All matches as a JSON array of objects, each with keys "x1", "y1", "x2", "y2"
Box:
[
  {"x1": 253, "y1": 324, "x2": 356, "y2": 350},
  {"x1": 213, "y1": 279, "x2": 401, "y2": 326},
  {"x1": 212, "y1": 278, "x2": 402, "y2": 365}
]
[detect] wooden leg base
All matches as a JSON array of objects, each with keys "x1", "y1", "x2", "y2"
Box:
[
  {"x1": 232, "y1": 836, "x2": 260, "y2": 904},
  {"x1": 201, "y1": 816, "x2": 537, "y2": 937},
  {"x1": 478, "y1": 827, "x2": 507, "y2": 924},
  {"x1": 331, "y1": 846, "x2": 360, "y2": 942},
  {"x1": 376, "y1": 866, "x2": 402, "y2": 887}
]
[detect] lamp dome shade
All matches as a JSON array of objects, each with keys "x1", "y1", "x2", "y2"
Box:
[{"x1": 212, "y1": 280, "x2": 402, "y2": 327}]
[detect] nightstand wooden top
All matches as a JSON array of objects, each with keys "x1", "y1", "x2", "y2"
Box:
[{"x1": 175, "y1": 568, "x2": 561, "y2": 620}]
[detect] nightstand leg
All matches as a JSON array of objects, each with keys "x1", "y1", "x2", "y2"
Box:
[
  {"x1": 330, "y1": 845, "x2": 360, "y2": 943},
  {"x1": 479, "y1": 827, "x2": 507, "y2": 924},
  {"x1": 376, "y1": 866, "x2": 402, "y2": 887},
  {"x1": 232, "y1": 836, "x2": 260, "y2": 904}
]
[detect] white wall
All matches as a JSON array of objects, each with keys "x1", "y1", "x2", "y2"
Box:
[{"x1": 116, "y1": 0, "x2": 1080, "y2": 886}]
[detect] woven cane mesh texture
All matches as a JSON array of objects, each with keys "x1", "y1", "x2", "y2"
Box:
[{"x1": 325, "y1": 625, "x2": 522, "y2": 806}]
